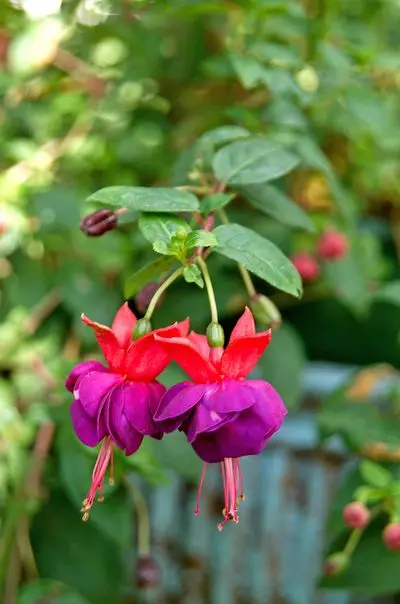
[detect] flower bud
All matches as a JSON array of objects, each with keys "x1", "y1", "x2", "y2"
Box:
[
  {"x1": 317, "y1": 229, "x2": 349, "y2": 261},
  {"x1": 250, "y1": 294, "x2": 281, "y2": 327},
  {"x1": 135, "y1": 555, "x2": 160, "y2": 589},
  {"x1": 323, "y1": 552, "x2": 349, "y2": 576},
  {"x1": 80, "y1": 209, "x2": 118, "y2": 237},
  {"x1": 291, "y1": 252, "x2": 320, "y2": 283},
  {"x1": 135, "y1": 282, "x2": 165, "y2": 314},
  {"x1": 343, "y1": 502, "x2": 370, "y2": 529},
  {"x1": 383, "y1": 523, "x2": 400, "y2": 551},
  {"x1": 206, "y1": 322, "x2": 225, "y2": 348},
  {"x1": 133, "y1": 318, "x2": 152, "y2": 341}
]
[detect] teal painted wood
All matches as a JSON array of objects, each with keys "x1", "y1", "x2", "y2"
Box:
[{"x1": 138, "y1": 363, "x2": 398, "y2": 604}]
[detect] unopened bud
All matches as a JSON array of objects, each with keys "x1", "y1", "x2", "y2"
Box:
[
  {"x1": 133, "y1": 318, "x2": 152, "y2": 341},
  {"x1": 135, "y1": 282, "x2": 165, "y2": 314},
  {"x1": 250, "y1": 294, "x2": 281, "y2": 327},
  {"x1": 324, "y1": 552, "x2": 349, "y2": 576},
  {"x1": 317, "y1": 229, "x2": 349, "y2": 261},
  {"x1": 80, "y1": 209, "x2": 117, "y2": 237},
  {"x1": 206, "y1": 322, "x2": 225, "y2": 348},
  {"x1": 135, "y1": 555, "x2": 160, "y2": 589},
  {"x1": 383, "y1": 523, "x2": 400, "y2": 551},
  {"x1": 291, "y1": 252, "x2": 320, "y2": 282},
  {"x1": 343, "y1": 502, "x2": 370, "y2": 529}
]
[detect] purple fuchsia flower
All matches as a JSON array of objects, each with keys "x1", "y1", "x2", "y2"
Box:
[
  {"x1": 154, "y1": 307, "x2": 287, "y2": 530},
  {"x1": 65, "y1": 303, "x2": 189, "y2": 518}
]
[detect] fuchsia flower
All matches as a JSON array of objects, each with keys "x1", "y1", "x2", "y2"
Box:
[
  {"x1": 154, "y1": 307, "x2": 286, "y2": 529},
  {"x1": 65, "y1": 303, "x2": 188, "y2": 517}
]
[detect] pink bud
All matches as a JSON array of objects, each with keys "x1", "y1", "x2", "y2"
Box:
[
  {"x1": 343, "y1": 502, "x2": 370, "y2": 529},
  {"x1": 291, "y1": 252, "x2": 320, "y2": 283},
  {"x1": 135, "y1": 555, "x2": 160, "y2": 589},
  {"x1": 383, "y1": 523, "x2": 400, "y2": 551},
  {"x1": 80, "y1": 209, "x2": 118, "y2": 237},
  {"x1": 317, "y1": 229, "x2": 349, "y2": 261}
]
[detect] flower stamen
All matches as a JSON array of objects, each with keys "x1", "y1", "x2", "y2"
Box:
[
  {"x1": 194, "y1": 462, "x2": 207, "y2": 516},
  {"x1": 81, "y1": 436, "x2": 114, "y2": 521}
]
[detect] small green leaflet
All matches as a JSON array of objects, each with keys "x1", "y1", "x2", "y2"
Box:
[
  {"x1": 242, "y1": 184, "x2": 315, "y2": 231},
  {"x1": 183, "y1": 264, "x2": 204, "y2": 288},
  {"x1": 186, "y1": 230, "x2": 217, "y2": 248},
  {"x1": 87, "y1": 186, "x2": 199, "y2": 212},
  {"x1": 123, "y1": 256, "x2": 176, "y2": 298},
  {"x1": 199, "y1": 125, "x2": 250, "y2": 145},
  {"x1": 138, "y1": 213, "x2": 191, "y2": 244},
  {"x1": 201, "y1": 192, "x2": 236, "y2": 216},
  {"x1": 359, "y1": 460, "x2": 392, "y2": 489},
  {"x1": 212, "y1": 138, "x2": 299, "y2": 185},
  {"x1": 214, "y1": 223, "x2": 302, "y2": 297}
]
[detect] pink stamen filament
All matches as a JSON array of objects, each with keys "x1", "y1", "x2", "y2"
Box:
[
  {"x1": 194, "y1": 463, "x2": 208, "y2": 516},
  {"x1": 217, "y1": 458, "x2": 244, "y2": 532},
  {"x1": 81, "y1": 436, "x2": 114, "y2": 521}
]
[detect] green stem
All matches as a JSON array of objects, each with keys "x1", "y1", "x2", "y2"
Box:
[
  {"x1": 217, "y1": 208, "x2": 257, "y2": 298},
  {"x1": 124, "y1": 479, "x2": 150, "y2": 556},
  {"x1": 343, "y1": 528, "x2": 363, "y2": 557},
  {"x1": 145, "y1": 267, "x2": 184, "y2": 320},
  {"x1": 196, "y1": 256, "x2": 218, "y2": 323}
]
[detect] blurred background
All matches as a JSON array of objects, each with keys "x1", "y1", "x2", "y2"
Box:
[{"x1": 1, "y1": 1, "x2": 400, "y2": 603}]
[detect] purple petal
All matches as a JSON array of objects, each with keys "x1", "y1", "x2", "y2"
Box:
[
  {"x1": 70, "y1": 400, "x2": 101, "y2": 447},
  {"x1": 147, "y1": 381, "x2": 166, "y2": 417},
  {"x1": 65, "y1": 361, "x2": 107, "y2": 392},
  {"x1": 246, "y1": 380, "x2": 287, "y2": 429},
  {"x1": 122, "y1": 382, "x2": 159, "y2": 436},
  {"x1": 154, "y1": 382, "x2": 205, "y2": 423},
  {"x1": 204, "y1": 379, "x2": 256, "y2": 414},
  {"x1": 186, "y1": 404, "x2": 236, "y2": 443},
  {"x1": 105, "y1": 384, "x2": 143, "y2": 454},
  {"x1": 76, "y1": 371, "x2": 121, "y2": 419}
]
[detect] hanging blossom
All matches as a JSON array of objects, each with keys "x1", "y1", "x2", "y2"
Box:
[
  {"x1": 154, "y1": 307, "x2": 286, "y2": 530},
  {"x1": 65, "y1": 303, "x2": 188, "y2": 518}
]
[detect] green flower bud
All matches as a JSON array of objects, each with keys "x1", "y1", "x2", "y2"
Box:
[
  {"x1": 324, "y1": 552, "x2": 349, "y2": 576},
  {"x1": 250, "y1": 294, "x2": 281, "y2": 327},
  {"x1": 206, "y1": 322, "x2": 225, "y2": 348},
  {"x1": 132, "y1": 317, "x2": 152, "y2": 341}
]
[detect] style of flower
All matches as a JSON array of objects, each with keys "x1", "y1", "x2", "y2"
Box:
[
  {"x1": 154, "y1": 307, "x2": 287, "y2": 529},
  {"x1": 65, "y1": 303, "x2": 188, "y2": 517}
]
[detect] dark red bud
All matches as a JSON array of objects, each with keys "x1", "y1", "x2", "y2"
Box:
[
  {"x1": 80, "y1": 209, "x2": 117, "y2": 237},
  {"x1": 383, "y1": 523, "x2": 400, "y2": 551},
  {"x1": 343, "y1": 502, "x2": 370, "y2": 529},
  {"x1": 135, "y1": 555, "x2": 160, "y2": 589},
  {"x1": 135, "y1": 282, "x2": 165, "y2": 314}
]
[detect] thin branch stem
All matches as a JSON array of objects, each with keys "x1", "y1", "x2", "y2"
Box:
[
  {"x1": 124, "y1": 479, "x2": 150, "y2": 556},
  {"x1": 196, "y1": 257, "x2": 218, "y2": 323},
  {"x1": 145, "y1": 267, "x2": 184, "y2": 320}
]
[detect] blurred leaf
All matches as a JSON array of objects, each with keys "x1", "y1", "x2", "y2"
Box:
[
  {"x1": 242, "y1": 184, "x2": 315, "y2": 231},
  {"x1": 201, "y1": 193, "x2": 236, "y2": 215},
  {"x1": 257, "y1": 323, "x2": 306, "y2": 410},
  {"x1": 359, "y1": 460, "x2": 392, "y2": 489},
  {"x1": 214, "y1": 223, "x2": 302, "y2": 297},
  {"x1": 150, "y1": 432, "x2": 202, "y2": 484},
  {"x1": 186, "y1": 230, "x2": 217, "y2": 248},
  {"x1": 31, "y1": 492, "x2": 124, "y2": 604},
  {"x1": 88, "y1": 187, "x2": 200, "y2": 213},
  {"x1": 200, "y1": 125, "x2": 250, "y2": 145},
  {"x1": 212, "y1": 139, "x2": 299, "y2": 185},
  {"x1": 373, "y1": 281, "x2": 400, "y2": 306},
  {"x1": 183, "y1": 264, "x2": 204, "y2": 288},
  {"x1": 18, "y1": 580, "x2": 91, "y2": 604},
  {"x1": 124, "y1": 256, "x2": 176, "y2": 298},
  {"x1": 138, "y1": 213, "x2": 190, "y2": 244}
]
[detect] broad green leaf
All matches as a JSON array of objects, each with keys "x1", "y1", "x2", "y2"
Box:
[
  {"x1": 18, "y1": 580, "x2": 91, "y2": 604},
  {"x1": 153, "y1": 240, "x2": 171, "y2": 255},
  {"x1": 257, "y1": 323, "x2": 306, "y2": 410},
  {"x1": 201, "y1": 192, "x2": 236, "y2": 215},
  {"x1": 199, "y1": 125, "x2": 250, "y2": 145},
  {"x1": 214, "y1": 223, "x2": 302, "y2": 297},
  {"x1": 31, "y1": 493, "x2": 123, "y2": 604},
  {"x1": 186, "y1": 230, "x2": 217, "y2": 249},
  {"x1": 87, "y1": 186, "x2": 199, "y2": 212},
  {"x1": 183, "y1": 264, "x2": 204, "y2": 288},
  {"x1": 242, "y1": 184, "x2": 315, "y2": 231},
  {"x1": 373, "y1": 281, "x2": 400, "y2": 306},
  {"x1": 230, "y1": 54, "x2": 266, "y2": 89},
  {"x1": 124, "y1": 256, "x2": 176, "y2": 298},
  {"x1": 138, "y1": 212, "x2": 191, "y2": 244},
  {"x1": 359, "y1": 460, "x2": 392, "y2": 489},
  {"x1": 212, "y1": 138, "x2": 299, "y2": 185}
]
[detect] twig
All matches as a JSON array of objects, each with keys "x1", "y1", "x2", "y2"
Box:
[{"x1": 24, "y1": 289, "x2": 61, "y2": 335}]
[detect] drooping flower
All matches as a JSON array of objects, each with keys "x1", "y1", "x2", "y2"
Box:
[
  {"x1": 154, "y1": 307, "x2": 286, "y2": 529},
  {"x1": 65, "y1": 303, "x2": 188, "y2": 517}
]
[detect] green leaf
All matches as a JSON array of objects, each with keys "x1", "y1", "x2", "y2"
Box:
[
  {"x1": 201, "y1": 192, "x2": 236, "y2": 216},
  {"x1": 373, "y1": 281, "x2": 400, "y2": 306},
  {"x1": 199, "y1": 125, "x2": 250, "y2": 145},
  {"x1": 18, "y1": 580, "x2": 91, "y2": 604},
  {"x1": 242, "y1": 184, "x2": 315, "y2": 231},
  {"x1": 212, "y1": 138, "x2": 299, "y2": 185},
  {"x1": 360, "y1": 460, "x2": 392, "y2": 489},
  {"x1": 31, "y1": 492, "x2": 123, "y2": 604},
  {"x1": 257, "y1": 323, "x2": 306, "y2": 410},
  {"x1": 138, "y1": 212, "x2": 191, "y2": 244},
  {"x1": 186, "y1": 230, "x2": 217, "y2": 249},
  {"x1": 183, "y1": 264, "x2": 204, "y2": 288},
  {"x1": 123, "y1": 256, "x2": 176, "y2": 298},
  {"x1": 150, "y1": 432, "x2": 202, "y2": 484},
  {"x1": 153, "y1": 240, "x2": 171, "y2": 255},
  {"x1": 214, "y1": 223, "x2": 302, "y2": 297},
  {"x1": 230, "y1": 54, "x2": 266, "y2": 89},
  {"x1": 87, "y1": 186, "x2": 199, "y2": 212}
]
